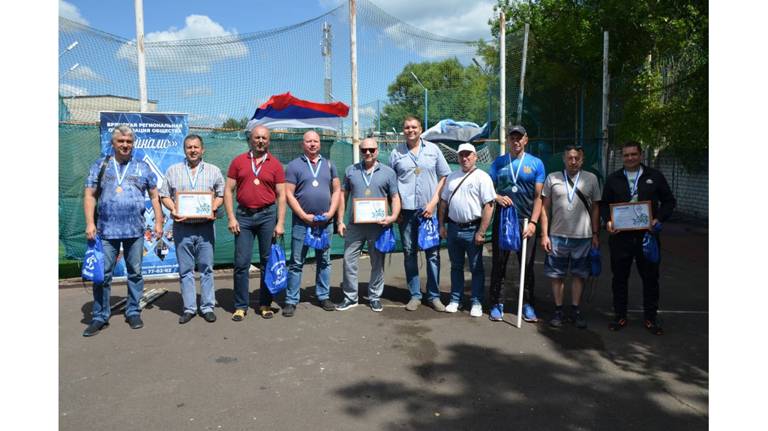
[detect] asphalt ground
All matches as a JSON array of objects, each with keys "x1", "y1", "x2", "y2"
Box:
[{"x1": 59, "y1": 222, "x2": 708, "y2": 430}]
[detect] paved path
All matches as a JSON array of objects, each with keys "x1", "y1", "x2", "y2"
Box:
[{"x1": 60, "y1": 222, "x2": 708, "y2": 430}]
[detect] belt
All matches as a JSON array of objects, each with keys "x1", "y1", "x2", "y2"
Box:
[
  {"x1": 448, "y1": 218, "x2": 481, "y2": 228},
  {"x1": 239, "y1": 204, "x2": 274, "y2": 214}
]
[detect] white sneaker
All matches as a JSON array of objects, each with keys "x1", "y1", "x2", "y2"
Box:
[
  {"x1": 445, "y1": 302, "x2": 459, "y2": 313},
  {"x1": 470, "y1": 303, "x2": 482, "y2": 317}
]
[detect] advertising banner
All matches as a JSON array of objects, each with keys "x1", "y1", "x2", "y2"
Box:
[{"x1": 99, "y1": 112, "x2": 188, "y2": 278}]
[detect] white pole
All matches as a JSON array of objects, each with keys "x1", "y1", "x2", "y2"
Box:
[
  {"x1": 499, "y1": 11, "x2": 506, "y2": 155},
  {"x1": 516, "y1": 217, "x2": 528, "y2": 328},
  {"x1": 349, "y1": 0, "x2": 360, "y2": 163},
  {"x1": 516, "y1": 23, "x2": 529, "y2": 125},
  {"x1": 601, "y1": 31, "x2": 610, "y2": 178},
  {"x1": 134, "y1": 0, "x2": 148, "y2": 112}
]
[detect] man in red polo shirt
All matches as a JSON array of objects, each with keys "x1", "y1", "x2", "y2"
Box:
[{"x1": 224, "y1": 125, "x2": 287, "y2": 321}]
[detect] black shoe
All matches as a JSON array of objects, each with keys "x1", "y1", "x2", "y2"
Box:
[
  {"x1": 202, "y1": 311, "x2": 217, "y2": 323},
  {"x1": 644, "y1": 317, "x2": 664, "y2": 335},
  {"x1": 609, "y1": 316, "x2": 628, "y2": 331},
  {"x1": 320, "y1": 299, "x2": 336, "y2": 311},
  {"x1": 83, "y1": 321, "x2": 108, "y2": 337},
  {"x1": 335, "y1": 298, "x2": 358, "y2": 311},
  {"x1": 178, "y1": 312, "x2": 195, "y2": 324},
  {"x1": 126, "y1": 315, "x2": 144, "y2": 330},
  {"x1": 573, "y1": 312, "x2": 588, "y2": 329},
  {"x1": 549, "y1": 310, "x2": 564, "y2": 328},
  {"x1": 282, "y1": 304, "x2": 296, "y2": 317}
]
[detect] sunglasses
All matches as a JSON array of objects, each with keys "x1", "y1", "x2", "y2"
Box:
[{"x1": 360, "y1": 148, "x2": 377, "y2": 154}]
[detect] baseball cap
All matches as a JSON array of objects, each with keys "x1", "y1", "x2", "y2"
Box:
[
  {"x1": 507, "y1": 124, "x2": 526, "y2": 135},
  {"x1": 457, "y1": 143, "x2": 476, "y2": 154}
]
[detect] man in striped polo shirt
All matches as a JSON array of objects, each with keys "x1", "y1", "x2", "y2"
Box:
[{"x1": 160, "y1": 134, "x2": 225, "y2": 324}]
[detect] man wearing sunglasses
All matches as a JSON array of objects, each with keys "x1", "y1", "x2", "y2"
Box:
[{"x1": 336, "y1": 138, "x2": 401, "y2": 312}]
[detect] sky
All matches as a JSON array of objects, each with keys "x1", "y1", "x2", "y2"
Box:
[{"x1": 60, "y1": 0, "x2": 496, "y2": 43}]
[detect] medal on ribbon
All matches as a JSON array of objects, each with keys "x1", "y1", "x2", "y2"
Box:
[
  {"x1": 508, "y1": 153, "x2": 525, "y2": 193},
  {"x1": 361, "y1": 161, "x2": 376, "y2": 197},
  {"x1": 306, "y1": 155, "x2": 323, "y2": 188},
  {"x1": 251, "y1": 151, "x2": 267, "y2": 186},
  {"x1": 112, "y1": 157, "x2": 131, "y2": 194},
  {"x1": 564, "y1": 169, "x2": 581, "y2": 211}
]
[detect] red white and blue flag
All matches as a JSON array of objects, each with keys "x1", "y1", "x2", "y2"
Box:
[{"x1": 246, "y1": 92, "x2": 349, "y2": 131}]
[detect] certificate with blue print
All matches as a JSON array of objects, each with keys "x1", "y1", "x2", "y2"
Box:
[
  {"x1": 610, "y1": 201, "x2": 652, "y2": 231},
  {"x1": 176, "y1": 192, "x2": 214, "y2": 219},
  {"x1": 352, "y1": 198, "x2": 388, "y2": 224}
]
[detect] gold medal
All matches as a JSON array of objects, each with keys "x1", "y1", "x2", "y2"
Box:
[
  {"x1": 253, "y1": 178, "x2": 260, "y2": 185},
  {"x1": 364, "y1": 188, "x2": 371, "y2": 196},
  {"x1": 115, "y1": 186, "x2": 123, "y2": 193},
  {"x1": 414, "y1": 167, "x2": 421, "y2": 175}
]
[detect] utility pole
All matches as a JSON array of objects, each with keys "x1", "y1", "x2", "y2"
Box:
[
  {"x1": 349, "y1": 0, "x2": 360, "y2": 162},
  {"x1": 499, "y1": 11, "x2": 506, "y2": 154},
  {"x1": 134, "y1": 0, "x2": 148, "y2": 112},
  {"x1": 322, "y1": 22, "x2": 332, "y2": 104},
  {"x1": 601, "y1": 31, "x2": 610, "y2": 178},
  {"x1": 516, "y1": 23, "x2": 529, "y2": 126}
]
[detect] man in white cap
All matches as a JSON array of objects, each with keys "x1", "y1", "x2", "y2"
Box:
[{"x1": 438, "y1": 143, "x2": 496, "y2": 317}]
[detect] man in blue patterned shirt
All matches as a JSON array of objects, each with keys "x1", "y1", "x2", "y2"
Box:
[
  {"x1": 82, "y1": 124, "x2": 164, "y2": 336},
  {"x1": 160, "y1": 134, "x2": 225, "y2": 324}
]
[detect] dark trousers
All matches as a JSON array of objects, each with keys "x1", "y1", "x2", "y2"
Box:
[
  {"x1": 233, "y1": 205, "x2": 277, "y2": 310},
  {"x1": 489, "y1": 206, "x2": 537, "y2": 307},
  {"x1": 609, "y1": 231, "x2": 661, "y2": 320}
]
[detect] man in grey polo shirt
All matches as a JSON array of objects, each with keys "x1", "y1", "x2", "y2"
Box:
[
  {"x1": 283, "y1": 130, "x2": 341, "y2": 317},
  {"x1": 160, "y1": 134, "x2": 225, "y2": 324},
  {"x1": 540, "y1": 145, "x2": 601, "y2": 328},
  {"x1": 336, "y1": 138, "x2": 401, "y2": 312},
  {"x1": 389, "y1": 116, "x2": 451, "y2": 312}
]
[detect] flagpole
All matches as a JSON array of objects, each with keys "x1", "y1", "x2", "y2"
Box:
[{"x1": 349, "y1": 0, "x2": 360, "y2": 163}]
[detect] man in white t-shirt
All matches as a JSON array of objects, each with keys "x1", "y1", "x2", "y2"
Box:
[
  {"x1": 540, "y1": 145, "x2": 601, "y2": 328},
  {"x1": 438, "y1": 143, "x2": 496, "y2": 317}
]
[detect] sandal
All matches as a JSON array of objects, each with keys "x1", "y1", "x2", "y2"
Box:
[
  {"x1": 259, "y1": 306, "x2": 274, "y2": 319},
  {"x1": 231, "y1": 309, "x2": 246, "y2": 321},
  {"x1": 644, "y1": 318, "x2": 664, "y2": 336},
  {"x1": 608, "y1": 317, "x2": 627, "y2": 331}
]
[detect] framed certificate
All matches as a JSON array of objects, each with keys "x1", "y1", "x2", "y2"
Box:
[
  {"x1": 610, "y1": 200, "x2": 652, "y2": 231},
  {"x1": 176, "y1": 191, "x2": 214, "y2": 219},
  {"x1": 352, "y1": 198, "x2": 388, "y2": 224}
]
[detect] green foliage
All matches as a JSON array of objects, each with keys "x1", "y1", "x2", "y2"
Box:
[
  {"x1": 484, "y1": 0, "x2": 708, "y2": 172},
  {"x1": 220, "y1": 116, "x2": 249, "y2": 130},
  {"x1": 379, "y1": 58, "x2": 493, "y2": 132}
]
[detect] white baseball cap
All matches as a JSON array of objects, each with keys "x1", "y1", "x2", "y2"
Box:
[{"x1": 457, "y1": 143, "x2": 476, "y2": 154}]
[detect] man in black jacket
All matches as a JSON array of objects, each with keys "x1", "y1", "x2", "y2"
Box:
[{"x1": 601, "y1": 141, "x2": 676, "y2": 335}]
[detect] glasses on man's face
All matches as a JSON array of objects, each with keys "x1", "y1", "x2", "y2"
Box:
[{"x1": 360, "y1": 148, "x2": 377, "y2": 154}]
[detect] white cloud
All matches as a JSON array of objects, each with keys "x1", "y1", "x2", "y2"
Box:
[
  {"x1": 319, "y1": 0, "x2": 494, "y2": 41},
  {"x1": 67, "y1": 65, "x2": 108, "y2": 82},
  {"x1": 59, "y1": 83, "x2": 88, "y2": 97},
  {"x1": 115, "y1": 15, "x2": 248, "y2": 73},
  {"x1": 180, "y1": 86, "x2": 214, "y2": 98},
  {"x1": 59, "y1": 0, "x2": 88, "y2": 25}
]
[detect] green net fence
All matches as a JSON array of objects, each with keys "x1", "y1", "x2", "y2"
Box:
[{"x1": 59, "y1": 0, "x2": 608, "y2": 266}]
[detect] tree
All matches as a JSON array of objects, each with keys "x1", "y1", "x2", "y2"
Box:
[
  {"x1": 482, "y1": 0, "x2": 708, "y2": 171},
  {"x1": 379, "y1": 58, "x2": 493, "y2": 133},
  {"x1": 220, "y1": 116, "x2": 249, "y2": 130}
]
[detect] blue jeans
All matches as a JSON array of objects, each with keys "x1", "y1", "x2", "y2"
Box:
[
  {"x1": 447, "y1": 223, "x2": 485, "y2": 305},
  {"x1": 173, "y1": 222, "x2": 216, "y2": 314},
  {"x1": 233, "y1": 206, "x2": 277, "y2": 310},
  {"x1": 398, "y1": 209, "x2": 441, "y2": 301},
  {"x1": 286, "y1": 222, "x2": 333, "y2": 305},
  {"x1": 92, "y1": 236, "x2": 145, "y2": 322}
]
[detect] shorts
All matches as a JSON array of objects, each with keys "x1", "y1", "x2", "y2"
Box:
[{"x1": 544, "y1": 235, "x2": 591, "y2": 279}]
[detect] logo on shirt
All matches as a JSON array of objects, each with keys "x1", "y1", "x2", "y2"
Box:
[
  {"x1": 523, "y1": 166, "x2": 532, "y2": 174},
  {"x1": 646, "y1": 179, "x2": 654, "y2": 184}
]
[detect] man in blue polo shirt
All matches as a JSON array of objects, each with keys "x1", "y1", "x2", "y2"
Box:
[
  {"x1": 488, "y1": 125, "x2": 546, "y2": 323},
  {"x1": 82, "y1": 124, "x2": 164, "y2": 336},
  {"x1": 389, "y1": 116, "x2": 452, "y2": 312},
  {"x1": 336, "y1": 138, "x2": 401, "y2": 312},
  {"x1": 283, "y1": 130, "x2": 341, "y2": 317}
]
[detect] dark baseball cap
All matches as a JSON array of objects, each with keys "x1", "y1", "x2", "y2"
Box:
[{"x1": 507, "y1": 124, "x2": 526, "y2": 135}]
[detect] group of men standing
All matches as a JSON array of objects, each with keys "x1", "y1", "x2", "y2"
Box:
[{"x1": 82, "y1": 118, "x2": 675, "y2": 338}]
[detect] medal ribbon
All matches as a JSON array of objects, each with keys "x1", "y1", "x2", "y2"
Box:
[
  {"x1": 185, "y1": 161, "x2": 204, "y2": 190},
  {"x1": 623, "y1": 167, "x2": 643, "y2": 198},
  {"x1": 507, "y1": 152, "x2": 526, "y2": 187},
  {"x1": 407, "y1": 140, "x2": 421, "y2": 170},
  {"x1": 306, "y1": 155, "x2": 323, "y2": 181},
  {"x1": 111, "y1": 158, "x2": 131, "y2": 189},
  {"x1": 563, "y1": 170, "x2": 581, "y2": 205},
  {"x1": 361, "y1": 162, "x2": 376, "y2": 189},
  {"x1": 250, "y1": 151, "x2": 268, "y2": 180}
]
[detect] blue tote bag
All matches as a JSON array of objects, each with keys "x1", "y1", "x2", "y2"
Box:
[
  {"x1": 82, "y1": 235, "x2": 105, "y2": 285},
  {"x1": 499, "y1": 206, "x2": 521, "y2": 252},
  {"x1": 265, "y1": 239, "x2": 288, "y2": 295},
  {"x1": 417, "y1": 214, "x2": 440, "y2": 250},
  {"x1": 375, "y1": 225, "x2": 397, "y2": 254}
]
